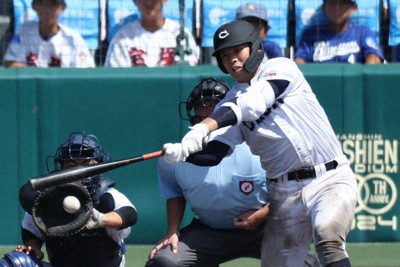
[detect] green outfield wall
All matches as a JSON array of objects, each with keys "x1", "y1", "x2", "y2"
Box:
[{"x1": 0, "y1": 64, "x2": 399, "y2": 245}]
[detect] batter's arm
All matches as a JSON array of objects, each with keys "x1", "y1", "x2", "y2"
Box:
[{"x1": 186, "y1": 140, "x2": 231, "y2": 166}]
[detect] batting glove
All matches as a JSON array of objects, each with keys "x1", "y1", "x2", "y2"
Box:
[
  {"x1": 85, "y1": 208, "x2": 105, "y2": 229},
  {"x1": 182, "y1": 123, "x2": 209, "y2": 154},
  {"x1": 163, "y1": 143, "x2": 189, "y2": 163}
]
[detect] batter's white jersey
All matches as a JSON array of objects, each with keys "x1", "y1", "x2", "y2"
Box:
[
  {"x1": 104, "y1": 18, "x2": 200, "y2": 67},
  {"x1": 212, "y1": 57, "x2": 344, "y2": 178},
  {"x1": 210, "y1": 57, "x2": 357, "y2": 267},
  {"x1": 4, "y1": 21, "x2": 95, "y2": 68}
]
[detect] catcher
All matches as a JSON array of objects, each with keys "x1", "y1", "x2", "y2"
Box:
[{"x1": 15, "y1": 132, "x2": 137, "y2": 267}]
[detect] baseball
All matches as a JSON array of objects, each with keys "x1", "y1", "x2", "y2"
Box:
[{"x1": 63, "y1": 196, "x2": 81, "y2": 214}]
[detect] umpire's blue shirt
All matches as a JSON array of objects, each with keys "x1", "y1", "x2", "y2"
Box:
[{"x1": 157, "y1": 143, "x2": 268, "y2": 229}]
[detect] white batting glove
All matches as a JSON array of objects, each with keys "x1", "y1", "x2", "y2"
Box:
[
  {"x1": 85, "y1": 208, "x2": 105, "y2": 229},
  {"x1": 181, "y1": 124, "x2": 209, "y2": 154},
  {"x1": 163, "y1": 143, "x2": 189, "y2": 163}
]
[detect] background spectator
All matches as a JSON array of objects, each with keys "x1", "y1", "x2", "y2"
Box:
[
  {"x1": 104, "y1": 0, "x2": 199, "y2": 67},
  {"x1": 294, "y1": 0, "x2": 384, "y2": 64},
  {"x1": 236, "y1": 2, "x2": 283, "y2": 59},
  {"x1": 3, "y1": 0, "x2": 95, "y2": 68}
]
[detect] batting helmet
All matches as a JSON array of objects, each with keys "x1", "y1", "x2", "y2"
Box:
[
  {"x1": 0, "y1": 252, "x2": 42, "y2": 267},
  {"x1": 179, "y1": 78, "x2": 230, "y2": 125},
  {"x1": 46, "y1": 132, "x2": 111, "y2": 205},
  {"x1": 212, "y1": 20, "x2": 264, "y2": 74}
]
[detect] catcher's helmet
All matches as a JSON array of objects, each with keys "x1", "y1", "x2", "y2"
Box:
[
  {"x1": 47, "y1": 132, "x2": 111, "y2": 205},
  {"x1": 179, "y1": 78, "x2": 230, "y2": 125},
  {"x1": 0, "y1": 252, "x2": 42, "y2": 267},
  {"x1": 212, "y1": 20, "x2": 264, "y2": 74},
  {"x1": 50, "y1": 132, "x2": 110, "y2": 170}
]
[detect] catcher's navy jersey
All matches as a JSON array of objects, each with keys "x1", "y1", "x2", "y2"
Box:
[
  {"x1": 158, "y1": 143, "x2": 267, "y2": 229},
  {"x1": 295, "y1": 23, "x2": 384, "y2": 63},
  {"x1": 212, "y1": 58, "x2": 345, "y2": 178}
]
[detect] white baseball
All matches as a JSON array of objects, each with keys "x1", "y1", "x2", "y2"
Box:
[{"x1": 63, "y1": 196, "x2": 81, "y2": 214}]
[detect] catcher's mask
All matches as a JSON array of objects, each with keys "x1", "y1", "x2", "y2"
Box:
[
  {"x1": 0, "y1": 252, "x2": 42, "y2": 267},
  {"x1": 179, "y1": 78, "x2": 230, "y2": 125},
  {"x1": 46, "y1": 132, "x2": 111, "y2": 204},
  {"x1": 212, "y1": 20, "x2": 264, "y2": 74}
]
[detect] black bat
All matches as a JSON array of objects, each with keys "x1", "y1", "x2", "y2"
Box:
[{"x1": 29, "y1": 150, "x2": 165, "y2": 191}]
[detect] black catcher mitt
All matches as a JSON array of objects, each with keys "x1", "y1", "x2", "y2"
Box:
[{"x1": 32, "y1": 182, "x2": 93, "y2": 237}]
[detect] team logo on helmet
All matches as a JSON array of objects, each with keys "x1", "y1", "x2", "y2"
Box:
[{"x1": 218, "y1": 30, "x2": 229, "y2": 39}]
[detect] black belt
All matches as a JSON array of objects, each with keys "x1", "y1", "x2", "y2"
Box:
[{"x1": 270, "y1": 160, "x2": 338, "y2": 183}]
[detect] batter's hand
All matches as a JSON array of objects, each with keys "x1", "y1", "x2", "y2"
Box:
[
  {"x1": 163, "y1": 143, "x2": 189, "y2": 163},
  {"x1": 148, "y1": 233, "x2": 179, "y2": 260},
  {"x1": 182, "y1": 123, "x2": 209, "y2": 153}
]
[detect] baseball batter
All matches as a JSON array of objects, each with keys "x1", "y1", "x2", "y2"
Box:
[
  {"x1": 104, "y1": 0, "x2": 199, "y2": 67},
  {"x1": 164, "y1": 20, "x2": 357, "y2": 267},
  {"x1": 4, "y1": 0, "x2": 95, "y2": 68}
]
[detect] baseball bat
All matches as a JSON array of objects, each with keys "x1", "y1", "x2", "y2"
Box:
[{"x1": 29, "y1": 150, "x2": 165, "y2": 191}]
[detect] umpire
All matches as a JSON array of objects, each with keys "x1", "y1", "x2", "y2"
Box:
[{"x1": 16, "y1": 132, "x2": 137, "y2": 267}]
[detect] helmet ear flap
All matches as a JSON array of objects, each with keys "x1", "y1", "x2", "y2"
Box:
[{"x1": 244, "y1": 38, "x2": 264, "y2": 73}]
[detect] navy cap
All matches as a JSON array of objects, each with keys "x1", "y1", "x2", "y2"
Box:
[{"x1": 236, "y1": 2, "x2": 270, "y2": 29}]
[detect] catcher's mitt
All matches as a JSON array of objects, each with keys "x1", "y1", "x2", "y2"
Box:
[{"x1": 32, "y1": 182, "x2": 93, "y2": 237}]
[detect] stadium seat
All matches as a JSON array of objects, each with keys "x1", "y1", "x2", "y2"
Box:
[
  {"x1": 201, "y1": 0, "x2": 289, "y2": 61},
  {"x1": 12, "y1": 0, "x2": 100, "y2": 50},
  {"x1": 294, "y1": 0, "x2": 381, "y2": 47},
  {"x1": 107, "y1": 0, "x2": 194, "y2": 43}
]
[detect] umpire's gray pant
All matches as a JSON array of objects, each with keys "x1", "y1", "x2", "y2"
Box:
[{"x1": 145, "y1": 218, "x2": 264, "y2": 267}]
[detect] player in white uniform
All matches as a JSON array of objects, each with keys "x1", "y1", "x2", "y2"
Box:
[
  {"x1": 163, "y1": 20, "x2": 357, "y2": 267},
  {"x1": 104, "y1": 0, "x2": 199, "y2": 67},
  {"x1": 16, "y1": 132, "x2": 137, "y2": 267},
  {"x1": 148, "y1": 78, "x2": 319, "y2": 267},
  {"x1": 4, "y1": 0, "x2": 95, "y2": 68}
]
